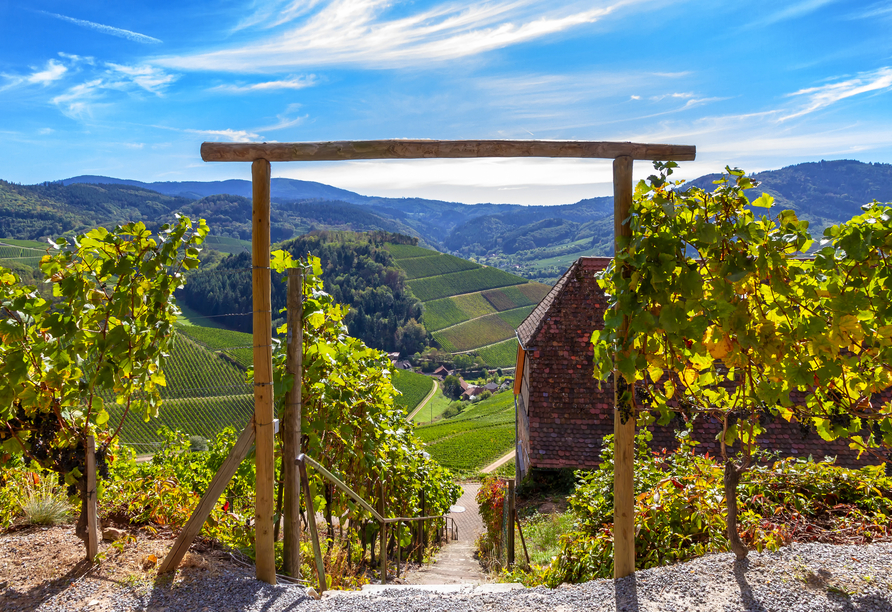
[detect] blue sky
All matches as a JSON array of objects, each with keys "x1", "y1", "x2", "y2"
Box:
[{"x1": 2, "y1": 0, "x2": 891, "y2": 205}]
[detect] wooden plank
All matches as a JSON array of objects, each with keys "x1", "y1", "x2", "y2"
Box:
[
  {"x1": 201, "y1": 140, "x2": 696, "y2": 162},
  {"x1": 159, "y1": 419, "x2": 256, "y2": 574},
  {"x1": 282, "y1": 268, "x2": 303, "y2": 577},
  {"x1": 612, "y1": 155, "x2": 636, "y2": 579},
  {"x1": 252, "y1": 158, "x2": 277, "y2": 585},
  {"x1": 302, "y1": 455, "x2": 385, "y2": 522},
  {"x1": 85, "y1": 435, "x2": 99, "y2": 561},
  {"x1": 299, "y1": 458, "x2": 327, "y2": 593}
]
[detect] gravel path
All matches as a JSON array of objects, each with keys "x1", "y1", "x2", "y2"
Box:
[{"x1": 18, "y1": 542, "x2": 890, "y2": 611}]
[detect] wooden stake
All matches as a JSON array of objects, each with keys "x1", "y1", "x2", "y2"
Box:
[
  {"x1": 612, "y1": 155, "x2": 636, "y2": 579},
  {"x1": 283, "y1": 268, "x2": 303, "y2": 577},
  {"x1": 379, "y1": 480, "x2": 387, "y2": 584},
  {"x1": 159, "y1": 419, "x2": 256, "y2": 574},
  {"x1": 507, "y1": 480, "x2": 515, "y2": 567},
  {"x1": 85, "y1": 435, "x2": 99, "y2": 561},
  {"x1": 252, "y1": 158, "x2": 276, "y2": 585},
  {"x1": 298, "y1": 458, "x2": 326, "y2": 593}
]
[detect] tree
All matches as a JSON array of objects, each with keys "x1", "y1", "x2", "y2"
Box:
[
  {"x1": 443, "y1": 375, "x2": 463, "y2": 400},
  {"x1": 592, "y1": 163, "x2": 892, "y2": 560},
  {"x1": 0, "y1": 218, "x2": 207, "y2": 557}
]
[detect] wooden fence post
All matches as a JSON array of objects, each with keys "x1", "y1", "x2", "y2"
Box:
[
  {"x1": 252, "y1": 158, "x2": 276, "y2": 585},
  {"x1": 379, "y1": 480, "x2": 387, "y2": 584},
  {"x1": 507, "y1": 479, "x2": 515, "y2": 567},
  {"x1": 85, "y1": 435, "x2": 99, "y2": 561},
  {"x1": 283, "y1": 268, "x2": 303, "y2": 577},
  {"x1": 612, "y1": 155, "x2": 636, "y2": 579}
]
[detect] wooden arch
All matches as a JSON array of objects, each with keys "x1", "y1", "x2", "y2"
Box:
[{"x1": 198, "y1": 139, "x2": 696, "y2": 584}]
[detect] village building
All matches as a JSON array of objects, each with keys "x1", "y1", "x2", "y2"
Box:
[{"x1": 513, "y1": 257, "x2": 882, "y2": 481}]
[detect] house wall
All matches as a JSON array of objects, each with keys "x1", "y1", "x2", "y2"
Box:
[
  {"x1": 522, "y1": 257, "x2": 884, "y2": 471},
  {"x1": 516, "y1": 352, "x2": 532, "y2": 480}
]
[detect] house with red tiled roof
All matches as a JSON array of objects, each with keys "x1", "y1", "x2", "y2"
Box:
[{"x1": 513, "y1": 257, "x2": 881, "y2": 481}]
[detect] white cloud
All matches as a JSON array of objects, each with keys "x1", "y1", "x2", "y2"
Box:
[
  {"x1": 106, "y1": 63, "x2": 178, "y2": 93},
  {"x1": 183, "y1": 128, "x2": 262, "y2": 141},
  {"x1": 211, "y1": 74, "x2": 318, "y2": 93},
  {"x1": 50, "y1": 64, "x2": 178, "y2": 119},
  {"x1": 27, "y1": 60, "x2": 68, "y2": 85},
  {"x1": 157, "y1": 0, "x2": 635, "y2": 72},
  {"x1": 781, "y1": 66, "x2": 892, "y2": 120},
  {"x1": 38, "y1": 128, "x2": 54, "y2": 135},
  {"x1": 38, "y1": 10, "x2": 162, "y2": 44}
]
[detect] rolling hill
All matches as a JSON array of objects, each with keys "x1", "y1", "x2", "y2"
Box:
[{"x1": 386, "y1": 242, "x2": 551, "y2": 366}]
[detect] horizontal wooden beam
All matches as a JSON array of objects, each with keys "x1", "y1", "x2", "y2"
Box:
[{"x1": 201, "y1": 140, "x2": 695, "y2": 163}]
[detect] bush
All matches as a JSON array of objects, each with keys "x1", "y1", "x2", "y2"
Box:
[
  {"x1": 189, "y1": 436, "x2": 209, "y2": 452},
  {"x1": 509, "y1": 428, "x2": 892, "y2": 587}
]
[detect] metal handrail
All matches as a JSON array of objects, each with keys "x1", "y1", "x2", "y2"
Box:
[{"x1": 295, "y1": 453, "x2": 448, "y2": 593}]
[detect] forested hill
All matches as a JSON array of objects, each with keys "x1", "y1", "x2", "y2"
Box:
[{"x1": 178, "y1": 231, "x2": 429, "y2": 355}]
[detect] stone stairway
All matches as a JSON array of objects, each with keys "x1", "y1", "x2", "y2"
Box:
[{"x1": 405, "y1": 483, "x2": 488, "y2": 585}]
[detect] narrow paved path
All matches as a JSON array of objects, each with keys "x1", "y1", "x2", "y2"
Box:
[
  {"x1": 481, "y1": 449, "x2": 515, "y2": 473},
  {"x1": 406, "y1": 379, "x2": 439, "y2": 422},
  {"x1": 406, "y1": 483, "x2": 487, "y2": 585}
]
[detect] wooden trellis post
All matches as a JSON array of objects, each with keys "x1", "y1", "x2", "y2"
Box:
[
  {"x1": 612, "y1": 155, "x2": 636, "y2": 578},
  {"x1": 194, "y1": 139, "x2": 695, "y2": 585},
  {"x1": 282, "y1": 268, "x2": 303, "y2": 577},
  {"x1": 251, "y1": 159, "x2": 277, "y2": 585}
]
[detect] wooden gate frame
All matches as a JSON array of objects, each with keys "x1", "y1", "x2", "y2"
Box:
[{"x1": 193, "y1": 139, "x2": 696, "y2": 583}]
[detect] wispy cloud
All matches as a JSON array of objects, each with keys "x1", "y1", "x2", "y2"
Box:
[
  {"x1": 157, "y1": 0, "x2": 634, "y2": 72},
  {"x1": 255, "y1": 104, "x2": 309, "y2": 131},
  {"x1": 846, "y1": 0, "x2": 892, "y2": 20},
  {"x1": 1, "y1": 59, "x2": 69, "y2": 90},
  {"x1": 38, "y1": 10, "x2": 162, "y2": 44},
  {"x1": 749, "y1": 0, "x2": 838, "y2": 27},
  {"x1": 51, "y1": 64, "x2": 178, "y2": 119},
  {"x1": 781, "y1": 66, "x2": 892, "y2": 120},
  {"x1": 211, "y1": 74, "x2": 318, "y2": 93}
]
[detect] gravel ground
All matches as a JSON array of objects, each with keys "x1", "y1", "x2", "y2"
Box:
[{"x1": 8, "y1": 542, "x2": 888, "y2": 612}]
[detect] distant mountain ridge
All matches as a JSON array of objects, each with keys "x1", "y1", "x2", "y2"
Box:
[{"x1": 2, "y1": 159, "x2": 890, "y2": 284}]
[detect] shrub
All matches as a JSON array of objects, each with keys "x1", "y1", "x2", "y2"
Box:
[{"x1": 514, "y1": 428, "x2": 892, "y2": 587}]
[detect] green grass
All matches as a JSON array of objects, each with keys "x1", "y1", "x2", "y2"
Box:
[
  {"x1": 425, "y1": 424, "x2": 515, "y2": 472},
  {"x1": 519, "y1": 511, "x2": 577, "y2": 566},
  {"x1": 477, "y1": 338, "x2": 519, "y2": 368},
  {"x1": 415, "y1": 391, "x2": 514, "y2": 441},
  {"x1": 111, "y1": 394, "x2": 255, "y2": 450},
  {"x1": 0, "y1": 238, "x2": 48, "y2": 249},
  {"x1": 162, "y1": 332, "x2": 252, "y2": 397},
  {"x1": 176, "y1": 324, "x2": 254, "y2": 368},
  {"x1": 108, "y1": 331, "x2": 256, "y2": 450},
  {"x1": 422, "y1": 298, "x2": 470, "y2": 331},
  {"x1": 493, "y1": 458, "x2": 516, "y2": 479},
  {"x1": 203, "y1": 235, "x2": 251, "y2": 254},
  {"x1": 450, "y1": 293, "x2": 498, "y2": 318},
  {"x1": 410, "y1": 385, "x2": 455, "y2": 424},
  {"x1": 482, "y1": 283, "x2": 551, "y2": 311},
  {"x1": 433, "y1": 313, "x2": 516, "y2": 352},
  {"x1": 497, "y1": 305, "x2": 535, "y2": 328},
  {"x1": 175, "y1": 302, "x2": 230, "y2": 329},
  {"x1": 385, "y1": 243, "x2": 436, "y2": 260},
  {"x1": 392, "y1": 369, "x2": 434, "y2": 414},
  {"x1": 408, "y1": 267, "x2": 527, "y2": 302},
  {"x1": 396, "y1": 254, "x2": 479, "y2": 280}
]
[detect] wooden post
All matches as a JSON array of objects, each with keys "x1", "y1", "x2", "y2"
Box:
[
  {"x1": 160, "y1": 419, "x2": 256, "y2": 574},
  {"x1": 419, "y1": 489, "x2": 426, "y2": 563},
  {"x1": 85, "y1": 435, "x2": 99, "y2": 561},
  {"x1": 379, "y1": 480, "x2": 386, "y2": 584},
  {"x1": 612, "y1": 155, "x2": 636, "y2": 579},
  {"x1": 396, "y1": 522, "x2": 401, "y2": 578},
  {"x1": 252, "y1": 158, "x2": 276, "y2": 585},
  {"x1": 283, "y1": 268, "x2": 303, "y2": 577},
  {"x1": 516, "y1": 515, "x2": 530, "y2": 566},
  {"x1": 507, "y1": 480, "x2": 515, "y2": 567}
]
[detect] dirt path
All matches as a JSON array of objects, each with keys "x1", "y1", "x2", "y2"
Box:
[
  {"x1": 480, "y1": 449, "x2": 515, "y2": 473},
  {"x1": 406, "y1": 379, "x2": 439, "y2": 422},
  {"x1": 405, "y1": 483, "x2": 487, "y2": 585}
]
